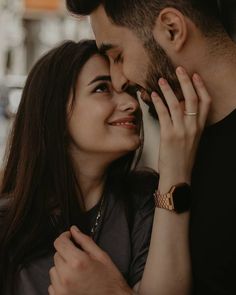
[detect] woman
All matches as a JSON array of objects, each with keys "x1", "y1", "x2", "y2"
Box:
[{"x1": 0, "y1": 40, "x2": 210, "y2": 295}]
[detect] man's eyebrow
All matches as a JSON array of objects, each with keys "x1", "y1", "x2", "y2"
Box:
[
  {"x1": 99, "y1": 43, "x2": 117, "y2": 55},
  {"x1": 88, "y1": 75, "x2": 111, "y2": 85}
]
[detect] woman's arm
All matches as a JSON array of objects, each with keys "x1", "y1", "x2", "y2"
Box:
[{"x1": 137, "y1": 67, "x2": 211, "y2": 295}]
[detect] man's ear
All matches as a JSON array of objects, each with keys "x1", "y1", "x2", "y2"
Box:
[{"x1": 152, "y1": 8, "x2": 188, "y2": 52}]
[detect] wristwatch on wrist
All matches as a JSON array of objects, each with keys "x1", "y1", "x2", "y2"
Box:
[{"x1": 153, "y1": 183, "x2": 191, "y2": 213}]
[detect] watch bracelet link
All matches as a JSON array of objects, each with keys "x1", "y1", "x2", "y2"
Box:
[
  {"x1": 153, "y1": 190, "x2": 175, "y2": 211},
  {"x1": 153, "y1": 182, "x2": 191, "y2": 213}
]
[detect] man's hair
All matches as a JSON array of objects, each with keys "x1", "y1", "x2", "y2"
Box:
[{"x1": 66, "y1": 0, "x2": 225, "y2": 38}]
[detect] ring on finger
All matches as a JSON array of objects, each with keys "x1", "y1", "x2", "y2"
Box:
[{"x1": 184, "y1": 110, "x2": 198, "y2": 116}]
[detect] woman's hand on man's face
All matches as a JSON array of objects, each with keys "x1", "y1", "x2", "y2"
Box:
[{"x1": 151, "y1": 67, "x2": 211, "y2": 193}]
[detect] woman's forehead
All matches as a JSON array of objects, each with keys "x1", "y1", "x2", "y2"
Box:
[{"x1": 79, "y1": 54, "x2": 110, "y2": 85}]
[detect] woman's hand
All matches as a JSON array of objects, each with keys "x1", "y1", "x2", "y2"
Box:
[{"x1": 151, "y1": 66, "x2": 211, "y2": 193}]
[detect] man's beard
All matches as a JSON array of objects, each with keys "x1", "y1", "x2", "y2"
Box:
[{"x1": 143, "y1": 35, "x2": 183, "y2": 119}]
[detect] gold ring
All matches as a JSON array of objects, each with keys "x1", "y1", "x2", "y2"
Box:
[{"x1": 184, "y1": 111, "x2": 198, "y2": 116}]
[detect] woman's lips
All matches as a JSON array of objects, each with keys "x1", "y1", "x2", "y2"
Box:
[{"x1": 109, "y1": 116, "x2": 138, "y2": 130}]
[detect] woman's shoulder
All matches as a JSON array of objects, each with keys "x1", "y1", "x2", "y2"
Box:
[{"x1": 124, "y1": 168, "x2": 159, "y2": 211}]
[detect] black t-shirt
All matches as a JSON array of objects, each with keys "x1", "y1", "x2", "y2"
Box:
[
  {"x1": 3, "y1": 171, "x2": 157, "y2": 294},
  {"x1": 190, "y1": 109, "x2": 236, "y2": 295}
]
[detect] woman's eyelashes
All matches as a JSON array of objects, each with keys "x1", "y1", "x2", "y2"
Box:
[{"x1": 93, "y1": 82, "x2": 112, "y2": 94}]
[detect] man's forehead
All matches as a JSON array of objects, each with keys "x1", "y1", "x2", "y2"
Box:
[
  {"x1": 90, "y1": 5, "x2": 129, "y2": 48},
  {"x1": 90, "y1": 5, "x2": 114, "y2": 36}
]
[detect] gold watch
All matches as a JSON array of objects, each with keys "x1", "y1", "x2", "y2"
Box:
[{"x1": 153, "y1": 183, "x2": 191, "y2": 213}]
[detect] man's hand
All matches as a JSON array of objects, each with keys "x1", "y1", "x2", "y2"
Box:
[{"x1": 48, "y1": 226, "x2": 132, "y2": 295}]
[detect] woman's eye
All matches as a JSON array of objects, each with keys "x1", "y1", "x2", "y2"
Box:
[{"x1": 94, "y1": 83, "x2": 111, "y2": 93}]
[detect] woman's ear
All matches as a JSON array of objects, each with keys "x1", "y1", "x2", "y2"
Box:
[{"x1": 152, "y1": 8, "x2": 188, "y2": 53}]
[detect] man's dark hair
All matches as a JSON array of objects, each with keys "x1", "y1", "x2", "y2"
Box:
[{"x1": 66, "y1": 0, "x2": 226, "y2": 39}]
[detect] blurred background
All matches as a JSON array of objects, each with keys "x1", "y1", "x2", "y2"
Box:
[
  {"x1": 0, "y1": 0, "x2": 236, "y2": 171},
  {"x1": 0, "y1": 0, "x2": 93, "y2": 166}
]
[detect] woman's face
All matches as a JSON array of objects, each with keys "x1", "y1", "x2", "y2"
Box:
[{"x1": 68, "y1": 54, "x2": 142, "y2": 161}]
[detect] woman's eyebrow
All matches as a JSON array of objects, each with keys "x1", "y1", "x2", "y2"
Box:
[{"x1": 88, "y1": 75, "x2": 111, "y2": 86}]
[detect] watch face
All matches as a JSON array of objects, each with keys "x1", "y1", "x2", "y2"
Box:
[{"x1": 172, "y1": 185, "x2": 191, "y2": 213}]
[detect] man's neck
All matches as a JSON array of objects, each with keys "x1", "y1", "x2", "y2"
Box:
[{"x1": 193, "y1": 37, "x2": 236, "y2": 125}]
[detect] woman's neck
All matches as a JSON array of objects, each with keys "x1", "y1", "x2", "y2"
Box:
[{"x1": 70, "y1": 150, "x2": 109, "y2": 211}]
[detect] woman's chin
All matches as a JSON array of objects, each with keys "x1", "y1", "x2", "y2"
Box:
[{"x1": 112, "y1": 139, "x2": 141, "y2": 155}]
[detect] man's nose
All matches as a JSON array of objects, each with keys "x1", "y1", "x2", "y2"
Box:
[
  {"x1": 110, "y1": 64, "x2": 129, "y2": 92},
  {"x1": 117, "y1": 94, "x2": 139, "y2": 113}
]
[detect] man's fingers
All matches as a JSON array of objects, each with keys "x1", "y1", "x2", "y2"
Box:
[
  {"x1": 53, "y1": 252, "x2": 68, "y2": 282},
  {"x1": 49, "y1": 266, "x2": 65, "y2": 295},
  {"x1": 54, "y1": 231, "x2": 87, "y2": 263},
  {"x1": 54, "y1": 251, "x2": 66, "y2": 267},
  {"x1": 70, "y1": 226, "x2": 109, "y2": 264},
  {"x1": 49, "y1": 267, "x2": 61, "y2": 288}
]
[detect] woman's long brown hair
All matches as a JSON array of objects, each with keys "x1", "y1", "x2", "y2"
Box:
[{"x1": 0, "y1": 40, "x2": 142, "y2": 293}]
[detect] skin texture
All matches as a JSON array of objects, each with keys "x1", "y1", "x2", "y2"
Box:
[
  {"x1": 68, "y1": 54, "x2": 141, "y2": 160},
  {"x1": 67, "y1": 54, "x2": 142, "y2": 211},
  {"x1": 90, "y1": 5, "x2": 236, "y2": 124},
  {"x1": 49, "y1": 64, "x2": 211, "y2": 295},
  {"x1": 90, "y1": 6, "x2": 181, "y2": 117}
]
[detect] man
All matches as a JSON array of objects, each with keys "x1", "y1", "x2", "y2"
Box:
[{"x1": 50, "y1": 1, "x2": 236, "y2": 294}]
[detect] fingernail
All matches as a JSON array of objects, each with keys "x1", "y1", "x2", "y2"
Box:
[
  {"x1": 151, "y1": 91, "x2": 159, "y2": 102},
  {"x1": 193, "y1": 73, "x2": 202, "y2": 84},
  {"x1": 71, "y1": 225, "x2": 80, "y2": 232},
  {"x1": 176, "y1": 66, "x2": 185, "y2": 74},
  {"x1": 158, "y1": 78, "x2": 167, "y2": 86},
  {"x1": 151, "y1": 91, "x2": 159, "y2": 98}
]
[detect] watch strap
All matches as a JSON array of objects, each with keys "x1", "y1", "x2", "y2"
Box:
[{"x1": 153, "y1": 190, "x2": 175, "y2": 210}]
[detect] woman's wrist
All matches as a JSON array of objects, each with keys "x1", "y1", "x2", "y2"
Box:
[{"x1": 158, "y1": 176, "x2": 191, "y2": 194}]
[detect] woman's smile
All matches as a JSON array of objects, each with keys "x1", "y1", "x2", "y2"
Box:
[{"x1": 108, "y1": 115, "x2": 138, "y2": 130}]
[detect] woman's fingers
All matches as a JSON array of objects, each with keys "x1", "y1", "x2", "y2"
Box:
[
  {"x1": 158, "y1": 78, "x2": 183, "y2": 128},
  {"x1": 152, "y1": 69, "x2": 210, "y2": 135},
  {"x1": 192, "y1": 73, "x2": 211, "y2": 129},
  {"x1": 151, "y1": 91, "x2": 172, "y2": 131},
  {"x1": 176, "y1": 67, "x2": 198, "y2": 116}
]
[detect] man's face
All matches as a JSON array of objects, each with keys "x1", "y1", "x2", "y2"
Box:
[{"x1": 90, "y1": 5, "x2": 180, "y2": 117}]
